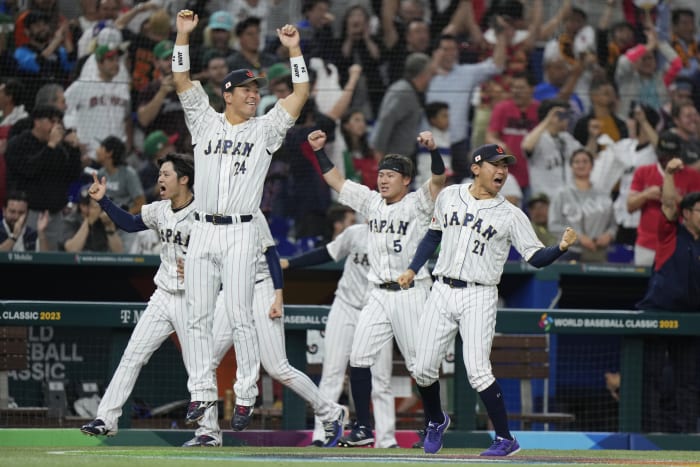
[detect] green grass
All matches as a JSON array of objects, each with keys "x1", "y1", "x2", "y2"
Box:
[{"x1": 2, "y1": 447, "x2": 700, "y2": 467}]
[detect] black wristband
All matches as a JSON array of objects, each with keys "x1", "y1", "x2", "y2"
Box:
[
  {"x1": 430, "y1": 148, "x2": 445, "y2": 175},
  {"x1": 313, "y1": 148, "x2": 335, "y2": 174}
]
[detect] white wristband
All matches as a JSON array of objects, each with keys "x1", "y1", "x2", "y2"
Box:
[
  {"x1": 290, "y1": 55, "x2": 309, "y2": 83},
  {"x1": 172, "y1": 45, "x2": 190, "y2": 72}
]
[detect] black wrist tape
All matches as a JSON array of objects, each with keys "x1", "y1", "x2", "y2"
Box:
[
  {"x1": 314, "y1": 148, "x2": 335, "y2": 174},
  {"x1": 430, "y1": 148, "x2": 445, "y2": 175}
]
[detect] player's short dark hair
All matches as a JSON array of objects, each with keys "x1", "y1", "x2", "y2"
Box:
[
  {"x1": 680, "y1": 191, "x2": 700, "y2": 213},
  {"x1": 1, "y1": 78, "x2": 25, "y2": 106},
  {"x1": 569, "y1": 148, "x2": 594, "y2": 166},
  {"x1": 379, "y1": 153, "x2": 416, "y2": 180},
  {"x1": 672, "y1": 8, "x2": 695, "y2": 25},
  {"x1": 4, "y1": 191, "x2": 28, "y2": 207},
  {"x1": 101, "y1": 136, "x2": 127, "y2": 166},
  {"x1": 235, "y1": 16, "x2": 261, "y2": 36},
  {"x1": 159, "y1": 153, "x2": 195, "y2": 190},
  {"x1": 425, "y1": 101, "x2": 449, "y2": 122}
]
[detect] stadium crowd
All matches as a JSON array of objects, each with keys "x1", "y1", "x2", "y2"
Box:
[{"x1": 1, "y1": 0, "x2": 700, "y2": 265}]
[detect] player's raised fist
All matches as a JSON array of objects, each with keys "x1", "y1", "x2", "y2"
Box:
[
  {"x1": 397, "y1": 269, "x2": 416, "y2": 289},
  {"x1": 559, "y1": 227, "x2": 577, "y2": 251},
  {"x1": 417, "y1": 131, "x2": 436, "y2": 150},
  {"x1": 277, "y1": 24, "x2": 300, "y2": 48},
  {"x1": 88, "y1": 173, "x2": 107, "y2": 201},
  {"x1": 308, "y1": 129, "x2": 327, "y2": 151},
  {"x1": 176, "y1": 10, "x2": 199, "y2": 34}
]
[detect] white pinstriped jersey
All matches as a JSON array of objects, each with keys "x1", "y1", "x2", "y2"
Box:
[
  {"x1": 326, "y1": 223, "x2": 370, "y2": 308},
  {"x1": 178, "y1": 82, "x2": 295, "y2": 215},
  {"x1": 429, "y1": 184, "x2": 544, "y2": 285},
  {"x1": 253, "y1": 211, "x2": 276, "y2": 282},
  {"x1": 140, "y1": 200, "x2": 196, "y2": 293},
  {"x1": 338, "y1": 180, "x2": 434, "y2": 284}
]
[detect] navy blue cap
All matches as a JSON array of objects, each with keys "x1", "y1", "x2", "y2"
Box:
[
  {"x1": 471, "y1": 144, "x2": 517, "y2": 165},
  {"x1": 222, "y1": 69, "x2": 268, "y2": 93}
]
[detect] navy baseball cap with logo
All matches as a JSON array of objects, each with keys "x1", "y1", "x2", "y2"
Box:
[
  {"x1": 221, "y1": 69, "x2": 268, "y2": 93},
  {"x1": 657, "y1": 130, "x2": 682, "y2": 156},
  {"x1": 471, "y1": 144, "x2": 517, "y2": 165}
]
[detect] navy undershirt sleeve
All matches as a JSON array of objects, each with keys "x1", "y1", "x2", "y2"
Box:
[
  {"x1": 265, "y1": 247, "x2": 284, "y2": 289},
  {"x1": 97, "y1": 197, "x2": 147, "y2": 232},
  {"x1": 408, "y1": 229, "x2": 442, "y2": 272},
  {"x1": 527, "y1": 245, "x2": 565, "y2": 268},
  {"x1": 287, "y1": 246, "x2": 334, "y2": 269}
]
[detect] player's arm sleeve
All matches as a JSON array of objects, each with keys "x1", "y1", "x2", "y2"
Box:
[
  {"x1": 287, "y1": 247, "x2": 334, "y2": 269},
  {"x1": 408, "y1": 229, "x2": 442, "y2": 272},
  {"x1": 338, "y1": 180, "x2": 375, "y2": 218},
  {"x1": 527, "y1": 245, "x2": 566, "y2": 268},
  {"x1": 265, "y1": 247, "x2": 284, "y2": 290},
  {"x1": 97, "y1": 197, "x2": 148, "y2": 232},
  {"x1": 178, "y1": 81, "x2": 217, "y2": 140},
  {"x1": 263, "y1": 102, "x2": 297, "y2": 153},
  {"x1": 509, "y1": 206, "x2": 547, "y2": 262}
]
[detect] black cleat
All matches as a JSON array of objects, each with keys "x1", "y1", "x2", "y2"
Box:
[
  {"x1": 185, "y1": 401, "x2": 216, "y2": 424},
  {"x1": 231, "y1": 404, "x2": 254, "y2": 431}
]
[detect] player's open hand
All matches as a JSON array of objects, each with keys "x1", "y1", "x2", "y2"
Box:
[
  {"x1": 559, "y1": 227, "x2": 577, "y2": 251},
  {"x1": 176, "y1": 10, "x2": 199, "y2": 34},
  {"x1": 277, "y1": 24, "x2": 300, "y2": 49},
  {"x1": 397, "y1": 269, "x2": 416, "y2": 289},
  {"x1": 664, "y1": 157, "x2": 684, "y2": 175},
  {"x1": 269, "y1": 290, "x2": 284, "y2": 319},
  {"x1": 308, "y1": 129, "x2": 327, "y2": 151},
  {"x1": 89, "y1": 173, "x2": 107, "y2": 201},
  {"x1": 417, "y1": 131, "x2": 436, "y2": 150}
]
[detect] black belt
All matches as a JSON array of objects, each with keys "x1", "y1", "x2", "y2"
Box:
[
  {"x1": 378, "y1": 281, "x2": 414, "y2": 291},
  {"x1": 194, "y1": 212, "x2": 253, "y2": 224},
  {"x1": 441, "y1": 277, "x2": 484, "y2": 288}
]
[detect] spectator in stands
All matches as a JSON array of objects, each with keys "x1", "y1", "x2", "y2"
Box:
[
  {"x1": 370, "y1": 53, "x2": 432, "y2": 162},
  {"x1": 668, "y1": 101, "x2": 700, "y2": 170},
  {"x1": 296, "y1": 0, "x2": 336, "y2": 63},
  {"x1": 226, "y1": 17, "x2": 278, "y2": 77},
  {"x1": 96, "y1": 136, "x2": 145, "y2": 215},
  {"x1": 64, "y1": 42, "x2": 131, "y2": 162},
  {"x1": 14, "y1": 0, "x2": 72, "y2": 49},
  {"x1": 139, "y1": 130, "x2": 178, "y2": 203},
  {"x1": 0, "y1": 78, "x2": 28, "y2": 126},
  {"x1": 201, "y1": 52, "x2": 229, "y2": 112},
  {"x1": 427, "y1": 26, "x2": 509, "y2": 181},
  {"x1": 627, "y1": 130, "x2": 700, "y2": 266},
  {"x1": 258, "y1": 63, "x2": 291, "y2": 116},
  {"x1": 659, "y1": 77, "x2": 694, "y2": 130},
  {"x1": 340, "y1": 109, "x2": 378, "y2": 190},
  {"x1": 521, "y1": 99, "x2": 583, "y2": 200},
  {"x1": 415, "y1": 101, "x2": 451, "y2": 186},
  {"x1": 6, "y1": 82, "x2": 67, "y2": 141},
  {"x1": 136, "y1": 40, "x2": 189, "y2": 153},
  {"x1": 615, "y1": 23, "x2": 682, "y2": 116},
  {"x1": 486, "y1": 71, "x2": 539, "y2": 193},
  {"x1": 527, "y1": 193, "x2": 557, "y2": 247},
  {"x1": 548, "y1": 149, "x2": 616, "y2": 262},
  {"x1": 596, "y1": 1, "x2": 637, "y2": 82},
  {"x1": 0, "y1": 191, "x2": 49, "y2": 252},
  {"x1": 471, "y1": 78, "x2": 508, "y2": 150},
  {"x1": 75, "y1": 0, "x2": 122, "y2": 59},
  {"x1": 5, "y1": 105, "x2": 81, "y2": 251},
  {"x1": 192, "y1": 11, "x2": 236, "y2": 79},
  {"x1": 667, "y1": 8, "x2": 699, "y2": 78},
  {"x1": 228, "y1": 0, "x2": 275, "y2": 48},
  {"x1": 591, "y1": 104, "x2": 659, "y2": 247},
  {"x1": 60, "y1": 184, "x2": 123, "y2": 253},
  {"x1": 573, "y1": 79, "x2": 628, "y2": 151},
  {"x1": 13, "y1": 11, "x2": 75, "y2": 100},
  {"x1": 385, "y1": 19, "x2": 430, "y2": 85},
  {"x1": 638, "y1": 158, "x2": 700, "y2": 433},
  {"x1": 126, "y1": 8, "x2": 172, "y2": 99},
  {"x1": 535, "y1": 43, "x2": 586, "y2": 118},
  {"x1": 335, "y1": 5, "x2": 382, "y2": 117}
]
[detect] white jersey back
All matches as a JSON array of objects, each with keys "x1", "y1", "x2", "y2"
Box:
[
  {"x1": 430, "y1": 184, "x2": 543, "y2": 285},
  {"x1": 178, "y1": 82, "x2": 295, "y2": 215},
  {"x1": 253, "y1": 211, "x2": 276, "y2": 282},
  {"x1": 326, "y1": 223, "x2": 370, "y2": 308},
  {"x1": 141, "y1": 200, "x2": 196, "y2": 292},
  {"x1": 338, "y1": 180, "x2": 434, "y2": 284}
]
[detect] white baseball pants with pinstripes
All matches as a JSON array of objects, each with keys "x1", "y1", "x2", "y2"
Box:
[
  {"x1": 414, "y1": 282, "x2": 498, "y2": 392},
  {"x1": 310, "y1": 297, "x2": 397, "y2": 448},
  {"x1": 96, "y1": 288, "x2": 189, "y2": 432},
  {"x1": 184, "y1": 221, "x2": 260, "y2": 401},
  {"x1": 196, "y1": 278, "x2": 343, "y2": 439}
]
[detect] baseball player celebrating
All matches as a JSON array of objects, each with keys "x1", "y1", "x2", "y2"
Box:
[
  {"x1": 282, "y1": 221, "x2": 397, "y2": 448},
  {"x1": 397, "y1": 144, "x2": 577, "y2": 456},
  {"x1": 307, "y1": 129, "x2": 446, "y2": 446},
  {"x1": 193, "y1": 212, "x2": 344, "y2": 447},
  {"x1": 172, "y1": 10, "x2": 309, "y2": 425},
  {"x1": 80, "y1": 153, "x2": 197, "y2": 439}
]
